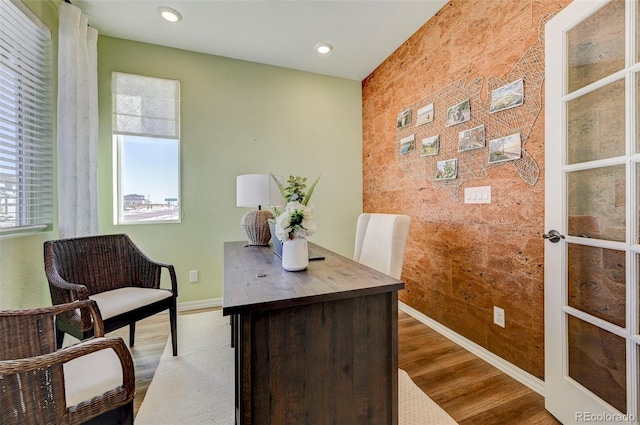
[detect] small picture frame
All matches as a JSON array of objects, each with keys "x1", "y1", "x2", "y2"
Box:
[
  {"x1": 458, "y1": 124, "x2": 485, "y2": 152},
  {"x1": 445, "y1": 99, "x2": 470, "y2": 127},
  {"x1": 420, "y1": 135, "x2": 439, "y2": 156},
  {"x1": 400, "y1": 134, "x2": 416, "y2": 154},
  {"x1": 488, "y1": 133, "x2": 522, "y2": 164},
  {"x1": 415, "y1": 103, "x2": 434, "y2": 126},
  {"x1": 435, "y1": 158, "x2": 458, "y2": 180},
  {"x1": 396, "y1": 109, "x2": 412, "y2": 129},
  {"x1": 489, "y1": 79, "x2": 524, "y2": 113}
]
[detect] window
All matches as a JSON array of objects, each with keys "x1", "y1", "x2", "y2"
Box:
[
  {"x1": 112, "y1": 72, "x2": 180, "y2": 224},
  {"x1": 0, "y1": 0, "x2": 53, "y2": 234}
]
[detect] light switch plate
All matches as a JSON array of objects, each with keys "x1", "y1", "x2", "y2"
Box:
[{"x1": 464, "y1": 186, "x2": 491, "y2": 204}]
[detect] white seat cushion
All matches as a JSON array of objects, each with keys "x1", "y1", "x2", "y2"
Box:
[
  {"x1": 63, "y1": 345, "x2": 123, "y2": 407},
  {"x1": 89, "y1": 287, "x2": 172, "y2": 320}
]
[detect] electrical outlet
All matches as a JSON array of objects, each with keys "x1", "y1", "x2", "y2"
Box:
[
  {"x1": 189, "y1": 270, "x2": 199, "y2": 283},
  {"x1": 493, "y1": 306, "x2": 505, "y2": 328}
]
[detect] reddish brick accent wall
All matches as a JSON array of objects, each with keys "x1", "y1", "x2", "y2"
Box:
[{"x1": 362, "y1": 0, "x2": 572, "y2": 379}]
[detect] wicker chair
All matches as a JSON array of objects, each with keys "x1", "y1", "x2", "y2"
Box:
[
  {"x1": 44, "y1": 233, "x2": 178, "y2": 356},
  {"x1": 0, "y1": 300, "x2": 135, "y2": 425}
]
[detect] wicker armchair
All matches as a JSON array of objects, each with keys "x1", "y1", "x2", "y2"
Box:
[
  {"x1": 44, "y1": 233, "x2": 178, "y2": 356},
  {"x1": 0, "y1": 300, "x2": 135, "y2": 425}
]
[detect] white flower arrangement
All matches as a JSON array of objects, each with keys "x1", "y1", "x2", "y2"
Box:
[
  {"x1": 274, "y1": 201, "x2": 317, "y2": 241},
  {"x1": 271, "y1": 174, "x2": 320, "y2": 242}
]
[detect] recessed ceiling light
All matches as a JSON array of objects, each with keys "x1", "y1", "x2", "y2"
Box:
[
  {"x1": 158, "y1": 6, "x2": 182, "y2": 23},
  {"x1": 315, "y1": 42, "x2": 333, "y2": 55}
]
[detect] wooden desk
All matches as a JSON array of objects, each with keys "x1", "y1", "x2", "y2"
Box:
[{"x1": 222, "y1": 241, "x2": 404, "y2": 425}]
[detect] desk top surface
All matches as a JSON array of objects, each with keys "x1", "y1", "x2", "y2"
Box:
[{"x1": 222, "y1": 241, "x2": 404, "y2": 316}]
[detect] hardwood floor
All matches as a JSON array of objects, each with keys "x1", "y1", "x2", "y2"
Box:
[
  {"x1": 398, "y1": 311, "x2": 560, "y2": 425},
  {"x1": 113, "y1": 308, "x2": 560, "y2": 424}
]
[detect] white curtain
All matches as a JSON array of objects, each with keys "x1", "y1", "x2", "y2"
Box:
[{"x1": 57, "y1": 2, "x2": 99, "y2": 238}]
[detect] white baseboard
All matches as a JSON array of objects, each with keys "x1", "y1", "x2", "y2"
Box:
[
  {"x1": 177, "y1": 298, "x2": 222, "y2": 312},
  {"x1": 398, "y1": 301, "x2": 545, "y2": 396}
]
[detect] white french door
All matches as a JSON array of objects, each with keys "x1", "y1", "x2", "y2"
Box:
[{"x1": 545, "y1": 0, "x2": 639, "y2": 424}]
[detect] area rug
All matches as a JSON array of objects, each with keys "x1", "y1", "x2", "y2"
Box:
[
  {"x1": 135, "y1": 311, "x2": 457, "y2": 425},
  {"x1": 398, "y1": 368, "x2": 457, "y2": 424}
]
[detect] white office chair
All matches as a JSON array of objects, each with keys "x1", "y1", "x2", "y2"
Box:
[{"x1": 353, "y1": 213, "x2": 411, "y2": 279}]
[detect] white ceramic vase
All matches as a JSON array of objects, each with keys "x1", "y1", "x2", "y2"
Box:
[{"x1": 281, "y1": 237, "x2": 309, "y2": 271}]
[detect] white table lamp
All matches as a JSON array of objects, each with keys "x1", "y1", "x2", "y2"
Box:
[{"x1": 236, "y1": 174, "x2": 283, "y2": 246}]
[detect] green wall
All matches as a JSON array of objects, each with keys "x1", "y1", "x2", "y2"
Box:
[
  {"x1": 97, "y1": 36, "x2": 363, "y2": 304},
  {"x1": 0, "y1": 2, "x2": 363, "y2": 309},
  {"x1": 0, "y1": 0, "x2": 59, "y2": 310}
]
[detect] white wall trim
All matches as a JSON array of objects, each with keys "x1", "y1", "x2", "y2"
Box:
[
  {"x1": 399, "y1": 301, "x2": 546, "y2": 396},
  {"x1": 177, "y1": 297, "x2": 222, "y2": 312}
]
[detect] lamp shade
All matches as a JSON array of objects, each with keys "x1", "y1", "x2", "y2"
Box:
[{"x1": 236, "y1": 174, "x2": 283, "y2": 207}]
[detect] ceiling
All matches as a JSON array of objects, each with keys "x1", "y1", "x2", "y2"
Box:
[{"x1": 74, "y1": 0, "x2": 449, "y2": 81}]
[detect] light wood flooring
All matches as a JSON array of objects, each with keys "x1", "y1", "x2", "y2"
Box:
[
  {"x1": 398, "y1": 311, "x2": 560, "y2": 425},
  {"x1": 112, "y1": 308, "x2": 561, "y2": 424}
]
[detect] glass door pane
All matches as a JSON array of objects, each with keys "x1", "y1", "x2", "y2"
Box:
[
  {"x1": 567, "y1": 0, "x2": 625, "y2": 93},
  {"x1": 568, "y1": 244, "x2": 626, "y2": 327},
  {"x1": 637, "y1": 163, "x2": 640, "y2": 244},
  {"x1": 637, "y1": 79, "x2": 640, "y2": 153},
  {"x1": 567, "y1": 165, "x2": 626, "y2": 242},
  {"x1": 568, "y1": 316, "x2": 627, "y2": 413},
  {"x1": 567, "y1": 79, "x2": 625, "y2": 164}
]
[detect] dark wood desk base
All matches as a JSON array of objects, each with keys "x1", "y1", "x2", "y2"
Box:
[{"x1": 233, "y1": 292, "x2": 398, "y2": 425}]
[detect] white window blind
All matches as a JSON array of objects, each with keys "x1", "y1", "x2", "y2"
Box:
[
  {"x1": 112, "y1": 72, "x2": 180, "y2": 139},
  {"x1": 0, "y1": 0, "x2": 53, "y2": 233}
]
